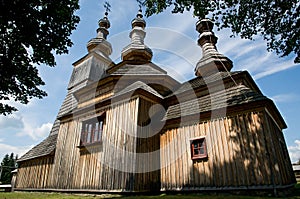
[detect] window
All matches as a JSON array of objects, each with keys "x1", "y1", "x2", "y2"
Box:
[
  {"x1": 80, "y1": 114, "x2": 105, "y2": 146},
  {"x1": 191, "y1": 137, "x2": 207, "y2": 160}
]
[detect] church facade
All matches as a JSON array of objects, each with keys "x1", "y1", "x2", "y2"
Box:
[{"x1": 15, "y1": 10, "x2": 296, "y2": 193}]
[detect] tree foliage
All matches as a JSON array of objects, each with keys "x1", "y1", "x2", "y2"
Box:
[
  {"x1": 141, "y1": 0, "x2": 300, "y2": 63},
  {"x1": 0, "y1": 153, "x2": 18, "y2": 184},
  {"x1": 0, "y1": 0, "x2": 80, "y2": 115}
]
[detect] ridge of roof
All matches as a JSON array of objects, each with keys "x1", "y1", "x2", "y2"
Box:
[{"x1": 114, "y1": 81, "x2": 163, "y2": 99}]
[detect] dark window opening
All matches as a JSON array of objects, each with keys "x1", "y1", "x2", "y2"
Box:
[{"x1": 80, "y1": 114, "x2": 105, "y2": 146}]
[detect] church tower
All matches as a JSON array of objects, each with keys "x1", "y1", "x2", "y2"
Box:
[{"x1": 17, "y1": 11, "x2": 114, "y2": 162}]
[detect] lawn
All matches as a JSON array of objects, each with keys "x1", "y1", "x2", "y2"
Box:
[{"x1": 0, "y1": 184, "x2": 299, "y2": 199}]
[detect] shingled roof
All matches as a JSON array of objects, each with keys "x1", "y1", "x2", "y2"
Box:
[
  {"x1": 167, "y1": 71, "x2": 243, "y2": 97},
  {"x1": 18, "y1": 80, "x2": 87, "y2": 161},
  {"x1": 49, "y1": 119, "x2": 60, "y2": 136},
  {"x1": 114, "y1": 81, "x2": 163, "y2": 99},
  {"x1": 17, "y1": 134, "x2": 58, "y2": 162},
  {"x1": 163, "y1": 84, "x2": 267, "y2": 121}
]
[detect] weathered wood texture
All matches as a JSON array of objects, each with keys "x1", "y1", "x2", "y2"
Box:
[
  {"x1": 16, "y1": 156, "x2": 54, "y2": 188},
  {"x1": 16, "y1": 99, "x2": 139, "y2": 191},
  {"x1": 49, "y1": 98, "x2": 140, "y2": 191},
  {"x1": 16, "y1": 103, "x2": 295, "y2": 191},
  {"x1": 160, "y1": 110, "x2": 295, "y2": 190},
  {"x1": 135, "y1": 98, "x2": 161, "y2": 191}
]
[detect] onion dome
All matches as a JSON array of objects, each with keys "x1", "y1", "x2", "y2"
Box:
[
  {"x1": 121, "y1": 9, "x2": 153, "y2": 62},
  {"x1": 87, "y1": 12, "x2": 112, "y2": 57},
  {"x1": 99, "y1": 12, "x2": 111, "y2": 30},
  {"x1": 131, "y1": 9, "x2": 146, "y2": 28},
  {"x1": 195, "y1": 19, "x2": 233, "y2": 77}
]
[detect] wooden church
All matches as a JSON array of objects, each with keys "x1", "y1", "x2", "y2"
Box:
[{"x1": 15, "y1": 9, "x2": 296, "y2": 193}]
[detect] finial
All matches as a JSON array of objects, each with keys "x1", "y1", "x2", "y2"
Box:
[
  {"x1": 137, "y1": 8, "x2": 143, "y2": 18},
  {"x1": 104, "y1": 1, "x2": 111, "y2": 14},
  {"x1": 98, "y1": 2, "x2": 111, "y2": 30},
  {"x1": 98, "y1": 13, "x2": 110, "y2": 30},
  {"x1": 137, "y1": 0, "x2": 143, "y2": 10}
]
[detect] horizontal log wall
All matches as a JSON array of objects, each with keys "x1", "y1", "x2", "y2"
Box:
[
  {"x1": 160, "y1": 110, "x2": 295, "y2": 190},
  {"x1": 16, "y1": 156, "x2": 54, "y2": 189}
]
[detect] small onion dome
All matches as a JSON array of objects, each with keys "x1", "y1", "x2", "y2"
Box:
[
  {"x1": 98, "y1": 12, "x2": 111, "y2": 29},
  {"x1": 194, "y1": 18, "x2": 233, "y2": 77},
  {"x1": 87, "y1": 11, "x2": 112, "y2": 55},
  {"x1": 196, "y1": 18, "x2": 214, "y2": 34},
  {"x1": 131, "y1": 9, "x2": 146, "y2": 29}
]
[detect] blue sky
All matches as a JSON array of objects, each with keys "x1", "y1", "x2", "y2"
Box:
[{"x1": 0, "y1": 0, "x2": 300, "y2": 163}]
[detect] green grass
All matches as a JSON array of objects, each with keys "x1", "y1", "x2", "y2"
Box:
[
  {"x1": 0, "y1": 192, "x2": 298, "y2": 199},
  {"x1": 0, "y1": 184, "x2": 299, "y2": 199}
]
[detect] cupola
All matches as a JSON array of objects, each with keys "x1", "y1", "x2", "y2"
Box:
[
  {"x1": 121, "y1": 9, "x2": 153, "y2": 62},
  {"x1": 87, "y1": 11, "x2": 112, "y2": 58},
  {"x1": 195, "y1": 19, "x2": 233, "y2": 77}
]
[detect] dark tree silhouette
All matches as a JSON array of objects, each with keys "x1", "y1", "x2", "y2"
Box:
[
  {"x1": 0, "y1": 0, "x2": 80, "y2": 115},
  {"x1": 141, "y1": 0, "x2": 300, "y2": 64},
  {"x1": 0, "y1": 153, "x2": 18, "y2": 184}
]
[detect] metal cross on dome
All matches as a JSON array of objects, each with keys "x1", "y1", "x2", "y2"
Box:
[
  {"x1": 137, "y1": 0, "x2": 143, "y2": 10},
  {"x1": 104, "y1": 1, "x2": 111, "y2": 15}
]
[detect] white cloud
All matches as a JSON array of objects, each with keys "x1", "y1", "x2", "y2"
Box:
[
  {"x1": 254, "y1": 65, "x2": 299, "y2": 80},
  {"x1": 0, "y1": 143, "x2": 34, "y2": 160},
  {"x1": 288, "y1": 140, "x2": 300, "y2": 163},
  {"x1": 216, "y1": 28, "x2": 300, "y2": 80},
  {"x1": 0, "y1": 115, "x2": 24, "y2": 129},
  {"x1": 271, "y1": 93, "x2": 299, "y2": 103},
  {"x1": 0, "y1": 112, "x2": 53, "y2": 141},
  {"x1": 17, "y1": 122, "x2": 53, "y2": 141}
]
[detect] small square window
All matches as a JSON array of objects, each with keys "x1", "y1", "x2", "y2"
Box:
[{"x1": 191, "y1": 137, "x2": 207, "y2": 160}]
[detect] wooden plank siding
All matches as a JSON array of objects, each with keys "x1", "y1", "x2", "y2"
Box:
[
  {"x1": 16, "y1": 98, "x2": 140, "y2": 191},
  {"x1": 16, "y1": 156, "x2": 54, "y2": 189},
  {"x1": 135, "y1": 98, "x2": 161, "y2": 192},
  {"x1": 263, "y1": 110, "x2": 296, "y2": 186},
  {"x1": 160, "y1": 110, "x2": 295, "y2": 191},
  {"x1": 48, "y1": 98, "x2": 140, "y2": 191},
  {"x1": 15, "y1": 103, "x2": 295, "y2": 192}
]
